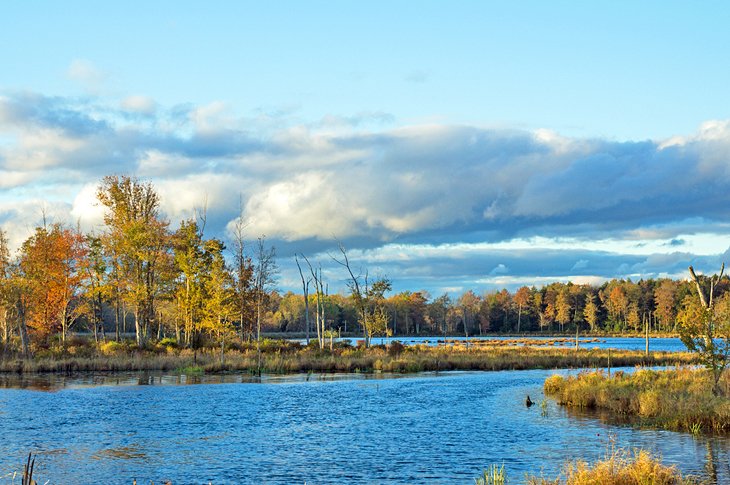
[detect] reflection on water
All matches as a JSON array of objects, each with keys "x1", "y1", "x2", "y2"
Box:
[
  {"x1": 0, "y1": 368, "x2": 727, "y2": 484},
  {"x1": 299, "y1": 336, "x2": 689, "y2": 352}
]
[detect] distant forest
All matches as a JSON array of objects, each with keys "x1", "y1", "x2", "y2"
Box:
[{"x1": 0, "y1": 176, "x2": 724, "y2": 355}]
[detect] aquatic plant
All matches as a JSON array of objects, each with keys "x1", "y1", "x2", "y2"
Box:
[{"x1": 475, "y1": 463, "x2": 506, "y2": 485}]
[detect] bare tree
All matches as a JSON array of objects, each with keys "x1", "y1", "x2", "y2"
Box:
[
  {"x1": 301, "y1": 255, "x2": 327, "y2": 349},
  {"x1": 295, "y1": 254, "x2": 311, "y2": 346},
  {"x1": 230, "y1": 200, "x2": 255, "y2": 341},
  {"x1": 331, "y1": 241, "x2": 390, "y2": 347},
  {"x1": 254, "y1": 236, "x2": 277, "y2": 371}
]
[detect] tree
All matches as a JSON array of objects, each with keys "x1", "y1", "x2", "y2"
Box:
[
  {"x1": 458, "y1": 290, "x2": 481, "y2": 336},
  {"x1": 294, "y1": 255, "x2": 311, "y2": 345},
  {"x1": 555, "y1": 289, "x2": 571, "y2": 332},
  {"x1": 429, "y1": 294, "x2": 451, "y2": 336},
  {"x1": 97, "y1": 176, "x2": 170, "y2": 346},
  {"x1": 583, "y1": 293, "x2": 598, "y2": 332},
  {"x1": 18, "y1": 223, "x2": 87, "y2": 344},
  {"x1": 514, "y1": 286, "x2": 531, "y2": 333},
  {"x1": 332, "y1": 242, "x2": 390, "y2": 347},
  {"x1": 172, "y1": 218, "x2": 206, "y2": 347},
  {"x1": 80, "y1": 235, "x2": 108, "y2": 342},
  {"x1": 200, "y1": 238, "x2": 236, "y2": 355},
  {"x1": 0, "y1": 229, "x2": 12, "y2": 352},
  {"x1": 253, "y1": 236, "x2": 277, "y2": 366},
  {"x1": 679, "y1": 265, "x2": 730, "y2": 396},
  {"x1": 230, "y1": 200, "x2": 255, "y2": 341},
  {"x1": 654, "y1": 279, "x2": 678, "y2": 332}
]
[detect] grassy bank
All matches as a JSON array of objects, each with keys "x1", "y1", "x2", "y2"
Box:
[
  {"x1": 0, "y1": 339, "x2": 695, "y2": 375},
  {"x1": 544, "y1": 368, "x2": 730, "y2": 433}
]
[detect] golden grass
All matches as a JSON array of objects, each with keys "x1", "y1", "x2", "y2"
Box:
[
  {"x1": 0, "y1": 341, "x2": 695, "y2": 376},
  {"x1": 544, "y1": 368, "x2": 730, "y2": 433},
  {"x1": 526, "y1": 448, "x2": 696, "y2": 484}
]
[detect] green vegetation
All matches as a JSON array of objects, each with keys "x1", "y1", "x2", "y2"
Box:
[
  {"x1": 475, "y1": 463, "x2": 505, "y2": 485},
  {"x1": 679, "y1": 264, "x2": 730, "y2": 395},
  {"x1": 544, "y1": 368, "x2": 730, "y2": 433}
]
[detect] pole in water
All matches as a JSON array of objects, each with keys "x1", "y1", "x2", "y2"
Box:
[{"x1": 608, "y1": 347, "x2": 611, "y2": 377}]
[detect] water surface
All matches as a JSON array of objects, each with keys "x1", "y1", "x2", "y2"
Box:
[{"x1": 0, "y1": 368, "x2": 726, "y2": 484}]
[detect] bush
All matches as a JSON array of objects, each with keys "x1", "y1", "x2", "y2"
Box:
[
  {"x1": 157, "y1": 337, "x2": 179, "y2": 350},
  {"x1": 388, "y1": 340, "x2": 405, "y2": 356},
  {"x1": 99, "y1": 340, "x2": 126, "y2": 356}
]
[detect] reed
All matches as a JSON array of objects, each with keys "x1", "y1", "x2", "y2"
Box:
[
  {"x1": 544, "y1": 368, "x2": 730, "y2": 433},
  {"x1": 525, "y1": 448, "x2": 696, "y2": 484},
  {"x1": 0, "y1": 341, "x2": 695, "y2": 376}
]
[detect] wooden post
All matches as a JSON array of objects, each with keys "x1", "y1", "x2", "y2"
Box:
[{"x1": 608, "y1": 348, "x2": 611, "y2": 378}]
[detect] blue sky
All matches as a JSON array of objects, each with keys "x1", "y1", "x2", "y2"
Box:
[{"x1": 2, "y1": 1, "x2": 730, "y2": 295}]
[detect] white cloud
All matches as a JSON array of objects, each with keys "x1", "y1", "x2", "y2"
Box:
[
  {"x1": 66, "y1": 59, "x2": 108, "y2": 93},
  {"x1": 4, "y1": 91, "x2": 730, "y2": 292},
  {"x1": 121, "y1": 95, "x2": 157, "y2": 115}
]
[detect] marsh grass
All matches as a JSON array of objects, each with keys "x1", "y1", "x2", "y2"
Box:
[
  {"x1": 0, "y1": 340, "x2": 695, "y2": 376},
  {"x1": 525, "y1": 448, "x2": 697, "y2": 484},
  {"x1": 544, "y1": 368, "x2": 730, "y2": 433},
  {"x1": 475, "y1": 463, "x2": 506, "y2": 485}
]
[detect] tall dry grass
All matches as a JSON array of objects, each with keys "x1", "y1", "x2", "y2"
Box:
[
  {"x1": 526, "y1": 448, "x2": 696, "y2": 484},
  {"x1": 0, "y1": 340, "x2": 696, "y2": 376},
  {"x1": 544, "y1": 368, "x2": 730, "y2": 433}
]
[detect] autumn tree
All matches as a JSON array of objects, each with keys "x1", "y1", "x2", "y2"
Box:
[
  {"x1": 583, "y1": 293, "x2": 598, "y2": 332},
  {"x1": 18, "y1": 223, "x2": 87, "y2": 344},
  {"x1": 80, "y1": 235, "x2": 108, "y2": 342},
  {"x1": 0, "y1": 229, "x2": 12, "y2": 351},
  {"x1": 514, "y1": 286, "x2": 531, "y2": 333},
  {"x1": 555, "y1": 289, "x2": 571, "y2": 332},
  {"x1": 200, "y1": 238, "x2": 236, "y2": 352},
  {"x1": 172, "y1": 218, "x2": 207, "y2": 347},
  {"x1": 654, "y1": 279, "x2": 678, "y2": 331},
  {"x1": 97, "y1": 175, "x2": 170, "y2": 346},
  {"x1": 428, "y1": 294, "x2": 451, "y2": 335},
  {"x1": 678, "y1": 265, "x2": 730, "y2": 396},
  {"x1": 458, "y1": 290, "x2": 481, "y2": 336}
]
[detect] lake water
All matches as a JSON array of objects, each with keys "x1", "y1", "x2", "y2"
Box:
[
  {"x1": 309, "y1": 335, "x2": 689, "y2": 353},
  {"x1": 0, "y1": 368, "x2": 727, "y2": 484}
]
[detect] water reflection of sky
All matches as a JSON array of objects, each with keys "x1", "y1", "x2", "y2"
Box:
[
  {"x1": 0, "y1": 367, "x2": 726, "y2": 484},
  {"x1": 296, "y1": 336, "x2": 689, "y2": 352}
]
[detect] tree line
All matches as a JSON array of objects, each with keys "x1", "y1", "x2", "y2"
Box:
[
  {"x1": 0, "y1": 175, "x2": 725, "y2": 357},
  {"x1": 270, "y1": 275, "x2": 726, "y2": 339}
]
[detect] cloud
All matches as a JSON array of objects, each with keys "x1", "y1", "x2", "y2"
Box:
[
  {"x1": 2, "y1": 90, "x2": 730, "y2": 293},
  {"x1": 121, "y1": 95, "x2": 157, "y2": 116},
  {"x1": 66, "y1": 59, "x2": 108, "y2": 93}
]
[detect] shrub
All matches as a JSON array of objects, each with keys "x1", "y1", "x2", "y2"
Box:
[{"x1": 388, "y1": 340, "x2": 405, "y2": 356}]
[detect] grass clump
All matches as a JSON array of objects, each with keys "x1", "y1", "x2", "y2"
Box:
[
  {"x1": 526, "y1": 448, "x2": 696, "y2": 484},
  {"x1": 544, "y1": 368, "x2": 730, "y2": 433},
  {"x1": 475, "y1": 463, "x2": 506, "y2": 485}
]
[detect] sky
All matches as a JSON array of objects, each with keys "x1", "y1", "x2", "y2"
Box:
[{"x1": 2, "y1": 1, "x2": 730, "y2": 296}]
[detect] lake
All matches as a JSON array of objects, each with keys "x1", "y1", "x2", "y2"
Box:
[
  {"x1": 0, "y1": 367, "x2": 726, "y2": 484},
  {"x1": 304, "y1": 335, "x2": 689, "y2": 353}
]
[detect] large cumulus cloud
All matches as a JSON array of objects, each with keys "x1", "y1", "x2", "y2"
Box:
[{"x1": 1, "y1": 91, "x2": 729, "y2": 293}]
